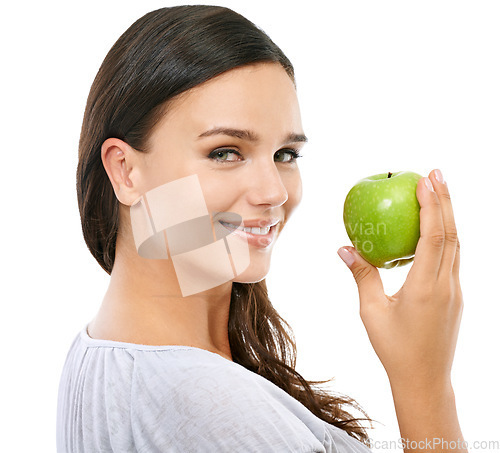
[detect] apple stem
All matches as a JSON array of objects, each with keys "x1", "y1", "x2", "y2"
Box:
[{"x1": 388, "y1": 172, "x2": 393, "y2": 178}]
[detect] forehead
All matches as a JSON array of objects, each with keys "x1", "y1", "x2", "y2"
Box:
[{"x1": 154, "y1": 62, "x2": 303, "y2": 140}]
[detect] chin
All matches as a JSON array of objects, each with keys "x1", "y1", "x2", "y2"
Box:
[
  {"x1": 233, "y1": 257, "x2": 271, "y2": 284},
  {"x1": 234, "y1": 274, "x2": 267, "y2": 284}
]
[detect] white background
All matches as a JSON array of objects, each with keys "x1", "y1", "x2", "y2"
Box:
[{"x1": 1, "y1": 1, "x2": 499, "y2": 451}]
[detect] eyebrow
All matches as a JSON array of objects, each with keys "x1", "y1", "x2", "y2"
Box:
[{"x1": 197, "y1": 127, "x2": 308, "y2": 145}]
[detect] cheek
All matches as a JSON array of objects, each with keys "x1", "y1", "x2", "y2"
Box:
[
  {"x1": 196, "y1": 173, "x2": 237, "y2": 213},
  {"x1": 285, "y1": 171, "x2": 303, "y2": 212}
]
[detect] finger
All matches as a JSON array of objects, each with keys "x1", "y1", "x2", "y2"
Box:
[
  {"x1": 452, "y1": 236, "x2": 460, "y2": 281},
  {"x1": 337, "y1": 246, "x2": 386, "y2": 309},
  {"x1": 410, "y1": 176, "x2": 445, "y2": 281},
  {"x1": 429, "y1": 169, "x2": 459, "y2": 279}
]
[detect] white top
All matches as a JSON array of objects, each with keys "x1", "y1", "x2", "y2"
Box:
[{"x1": 57, "y1": 326, "x2": 372, "y2": 452}]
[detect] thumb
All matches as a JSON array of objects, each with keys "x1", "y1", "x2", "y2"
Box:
[{"x1": 337, "y1": 246, "x2": 385, "y2": 305}]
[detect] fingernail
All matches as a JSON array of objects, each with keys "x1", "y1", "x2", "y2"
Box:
[
  {"x1": 435, "y1": 169, "x2": 445, "y2": 184},
  {"x1": 424, "y1": 177, "x2": 434, "y2": 192},
  {"x1": 337, "y1": 247, "x2": 355, "y2": 267}
]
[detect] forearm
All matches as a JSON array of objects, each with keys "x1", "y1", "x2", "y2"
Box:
[{"x1": 389, "y1": 379, "x2": 467, "y2": 453}]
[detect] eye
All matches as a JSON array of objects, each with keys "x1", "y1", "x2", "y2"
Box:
[
  {"x1": 207, "y1": 147, "x2": 303, "y2": 164},
  {"x1": 275, "y1": 149, "x2": 303, "y2": 163},
  {"x1": 208, "y1": 148, "x2": 242, "y2": 163}
]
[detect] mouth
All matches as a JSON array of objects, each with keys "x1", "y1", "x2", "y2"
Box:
[
  {"x1": 219, "y1": 221, "x2": 273, "y2": 235},
  {"x1": 218, "y1": 221, "x2": 278, "y2": 248}
]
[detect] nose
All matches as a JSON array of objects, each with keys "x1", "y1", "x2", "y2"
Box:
[{"x1": 245, "y1": 157, "x2": 288, "y2": 208}]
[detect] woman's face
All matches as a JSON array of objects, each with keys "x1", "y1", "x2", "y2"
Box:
[{"x1": 135, "y1": 62, "x2": 306, "y2": 283}]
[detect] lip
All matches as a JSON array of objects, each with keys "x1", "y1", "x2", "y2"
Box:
[
  {"x1": 219, "y1": 218, "x2": 280, "y2": 229},
  {"x1": 212, "y1": 210, "x2": 281, "y2": 229},
  {"x1": 219, "y1": 221, "x2": 279, "y2": 248}
]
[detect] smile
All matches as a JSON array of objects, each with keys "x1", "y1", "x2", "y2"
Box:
[
  {"x1": 217, "y1": 220, "x2": 278, "y2": 249},
  {"x1": 219, "y1": 221, "x2": 271, "y2": 235}
]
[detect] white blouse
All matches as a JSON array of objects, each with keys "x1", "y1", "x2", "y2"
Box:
[{"x1": 57, "y1": 326, "x2": 372, "y2": 452}]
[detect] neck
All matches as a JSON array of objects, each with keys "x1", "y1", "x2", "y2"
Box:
[{"x1": 88, "y1": 236, "x2": 234, "y2": 361}]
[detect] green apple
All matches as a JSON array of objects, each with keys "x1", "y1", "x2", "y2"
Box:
[{"x1": 343, "y1": 171, "x2": 422, "y2": 269}]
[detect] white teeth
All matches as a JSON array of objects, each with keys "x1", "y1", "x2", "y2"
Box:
[
  {"x1": 220, "y1": 221, "x2": 271, "y2": 235},
  {"x1": 245, "y1": 226, "x2": 271, "y2": 235}
]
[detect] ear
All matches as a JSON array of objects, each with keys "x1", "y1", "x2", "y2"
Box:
[{"x1": 101, "y1": 138, "x2": 143, "y2": 206}]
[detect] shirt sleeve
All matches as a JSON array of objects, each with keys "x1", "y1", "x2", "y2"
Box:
[
  {"x1": 129, "y1": 349, "x2": 328, "y2": 453},
  {"x1": 323, "y1": 423, "x2": 373, "y2": 453}
]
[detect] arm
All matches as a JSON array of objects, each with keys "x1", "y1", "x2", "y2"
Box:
[
  {"x1": 338, "y1": 169, "x2": 466, "y2": 452},
  {"x1": 390, "y1": 379, "x2": 466, "y2": 452}
]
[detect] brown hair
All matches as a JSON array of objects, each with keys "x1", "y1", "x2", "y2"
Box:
[{"x1": 77, "y1": 5, "x2": 373, "y2": 444}]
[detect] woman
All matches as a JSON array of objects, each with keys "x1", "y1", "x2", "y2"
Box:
[{"x1": 57, "y1": 5, "x2": 466, "y2": 452}]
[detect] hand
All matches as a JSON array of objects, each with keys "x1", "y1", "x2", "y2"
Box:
[{"x1": 337, "y1": 169, "x2": 463, "y2": 389}]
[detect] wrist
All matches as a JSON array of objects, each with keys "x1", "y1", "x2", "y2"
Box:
[
  {"x1": 388, "y1": 373, "x2": 453, "y2": 399},
  {"x1": 388, "y1": 380, "x2": 466, "y2": 452},
  {"x1": 390, "y1": 380, "x2": 457, "y2": 417}
]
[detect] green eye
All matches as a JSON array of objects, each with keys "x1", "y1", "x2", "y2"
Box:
[
  {"x1": 208, "y1": 149, "x2": 241, "y2": 162},
  {"x1": 208, "y1": 148, "x2": 303, "y2": 164},
  {"x1": 275, "y1": 149, "x2": 303, "y2": 163}
]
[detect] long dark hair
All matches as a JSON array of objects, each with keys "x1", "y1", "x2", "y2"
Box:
[{"x1": 76, "y1": 5, "x2": 373, "y2": 444}]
